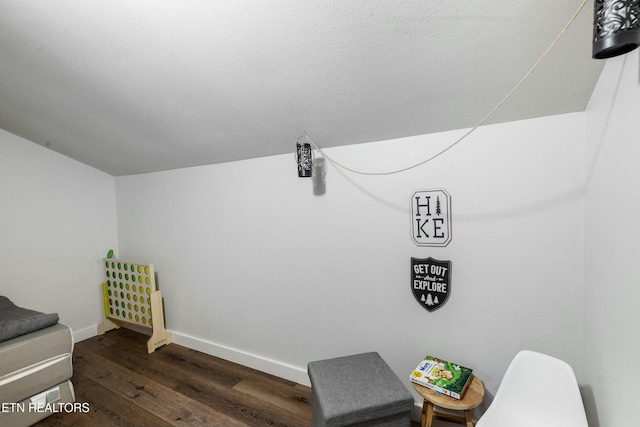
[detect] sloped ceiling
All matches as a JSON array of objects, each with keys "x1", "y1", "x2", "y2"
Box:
[{"x1": 0, "y1": 1, "x2": 603, "y2": 176}]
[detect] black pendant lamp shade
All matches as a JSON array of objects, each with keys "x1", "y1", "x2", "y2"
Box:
[
  {"x1": 593, "y1": 0, "x2": 640, "y2": 59},
  {"x1": 296, "y1": 141, "x2": 313, "y2": 177}
]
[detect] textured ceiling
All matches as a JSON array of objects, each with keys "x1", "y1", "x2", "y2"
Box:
[{"x1": 0, "y1": 1, "x2": 604, "y2": 176}]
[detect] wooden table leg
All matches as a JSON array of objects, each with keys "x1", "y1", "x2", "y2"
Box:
[
  {"x1": 425, "y1": 400, "x2": 435, "y2": 427},
  {"x1": 464, "y1": 409, "x2": 473, "y2": 427}
]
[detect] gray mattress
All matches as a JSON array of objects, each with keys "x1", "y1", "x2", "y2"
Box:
[
  {"x1": 0, "y1": 322, "x2": 74, "y2": 403},
  {"x1": 0, "y1": 296, "x2": 59, "y2": 343}
]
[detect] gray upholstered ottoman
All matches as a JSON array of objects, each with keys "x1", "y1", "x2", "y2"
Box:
[{"x1": 307, "y1": 352, "x2": 414, "y2": 427}]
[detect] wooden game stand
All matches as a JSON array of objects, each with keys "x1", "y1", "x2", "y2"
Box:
[{"x1": 97, "y1": 259, "x2": 171, "y2": 353}]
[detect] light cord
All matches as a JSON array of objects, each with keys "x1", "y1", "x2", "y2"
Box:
[{"x1": 299, "y1": 0, "x2": 589, "y2": 176}]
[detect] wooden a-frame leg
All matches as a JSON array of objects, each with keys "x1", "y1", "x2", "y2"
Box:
[{"x1": 147, "y1": 290, "x2": 171, "y2": 353}]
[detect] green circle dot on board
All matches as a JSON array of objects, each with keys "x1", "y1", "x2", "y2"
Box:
[
  {"x1": 108, "y1": 290, "x2": 112, "y2": 296},
  {"x1": 149, "y1": 318, "x2": 153, "y2": 326},
  {"x1": 137, "y1": 266, "x2": 142, "y2": 273},
  {"x1": 141, "y1": 307, "x2": 146, "y2": 314},
  {"x1": 138, "y1": 277, "x2": 142, "y2": 283},
  {"x1": 126, "y1": 283, "x2": 130, "y2": 291},
  {"x1": 119, "y1": 282, "x2": 123, "y2": 289},
  {"x1": 105, "y1": 261, "x2": 109, "y2": 268},
  {"x1": 111, "y1": 262, "x2": 115, "y2": 268},
  {"x1": 128, "y1": 313, "x2": 132, "y2": 320},
  {"x1": 116, "y1": 309, "x2": 120, "y2": 316},
  {"x1": 109, "y1": 307, "x2": 114, "y2": 314},
  {"x1": 131, "y1": 265, "x2": 135, "y2": 272},
  {"x1": 120, "y1": 291, "x2": 124, "y2": 298},
  {"x1": 135, "y1": 315, "x2": 140, "y2": 322},
  {"x1": 126, "y1": 293, "x2": 130, "y2": 301},
  {"x1": 125, "y1": 274, "x2": 129, "y2": 281},
  {"x1": 142, "y1": 317, "x2": 147, "y2": 325},
  {"x1": 107, "y1": 249, "x2": 114, "y2": 258},
  {"x1": 145, "y1": 277, "x2": 150, "y2": 285},
  {"x1": 132, "y1": 275, "x2": 136, "y2": 282},
  {"x1": 118, "y1": 272, "x2": 122, "y2": 279},
  {"x1": 106, "y1": 271, "x2": 110, "y2": 278},
  {"x1": 144, "y1": 266, "x2": 149, "y2": 274},
  {"x1": 133, "y1": 295, "x2": 138, "y2": 302}
]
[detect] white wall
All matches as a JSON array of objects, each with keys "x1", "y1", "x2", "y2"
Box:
[
  {"x1": 116, "y1": 112, "x2": 585, "y2": 412},
  {"x1": 0, "y1": 129, "x2": 118, "y2": 341},
  {"x1": 584, "y1": 50, "x2": 640, "y2": 427},
  {"x1": 1, "y1": 47, "x2": 635, "y2": 427}
]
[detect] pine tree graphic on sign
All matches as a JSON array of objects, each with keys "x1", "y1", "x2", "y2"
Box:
[
  {"x1": 434, "y1": 295, "x2": 439, "y2": 304},
  {"x1": 435, "y1": 196, "x2": 442, "y2": 216},
  {"x1": 426, "y1": 293, "x2": 434, "y2": 306}
]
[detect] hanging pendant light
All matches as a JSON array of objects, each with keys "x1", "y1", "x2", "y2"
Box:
[
  {"x1": 593, "y1": 0, "x2": 640, "y2": 59},
  {"x1": 296, "y1": 141, "x2": 313, "y2": 177}
]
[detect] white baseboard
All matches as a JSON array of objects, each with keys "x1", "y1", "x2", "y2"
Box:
[
  {"x1": 169, "y1": 330, "x2": 311, "y2": 386},
  {"x1": 72, "y1": 324, "x2": 98, "y2": 343}
]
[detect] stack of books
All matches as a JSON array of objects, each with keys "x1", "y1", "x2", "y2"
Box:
[{"x1": 410, "y1": 355, "x2": 473, "y2": 400}]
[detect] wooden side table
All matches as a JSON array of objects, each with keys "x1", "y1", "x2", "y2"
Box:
[{"x1": 411, "y1": 375, "x2": 484, "y2": 427}]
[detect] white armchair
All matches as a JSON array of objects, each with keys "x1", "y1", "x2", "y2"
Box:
[{"x1": 476, "y1": 350, "x2": 588, "y2": 427}]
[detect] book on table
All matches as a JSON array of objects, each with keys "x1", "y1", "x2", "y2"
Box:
[{"x1": 410, "y1": 355, "x2": 473, "y2": 400}]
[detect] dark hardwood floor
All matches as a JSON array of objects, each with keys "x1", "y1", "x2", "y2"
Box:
[{"x1": 34, "y1": 328, "x2": 312, "y2": 427}]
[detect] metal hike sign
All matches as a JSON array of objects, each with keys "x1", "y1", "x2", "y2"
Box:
[
  {"x1": 411, "y1": 257, "x2": 452, "y2": 312},
  {"x1": 410, "y1": 189, "x2": 451, "y2": 247}
]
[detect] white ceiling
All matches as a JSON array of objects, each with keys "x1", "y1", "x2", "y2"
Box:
[{"x1": 0, "y1": 1, "x2": 604, "y2": 176}]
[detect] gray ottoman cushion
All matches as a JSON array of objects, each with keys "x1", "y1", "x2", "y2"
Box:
[{"x1": 308, "y1": 352, "x2": 413, "y2": 427}]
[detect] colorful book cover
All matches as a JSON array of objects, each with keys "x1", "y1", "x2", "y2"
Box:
[{"x1": 410, "y1": 355, "x2": 473, "y2": 400}]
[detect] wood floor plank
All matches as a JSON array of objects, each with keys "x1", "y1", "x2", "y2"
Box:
[
  {"x1": 32, "y1": 328, "x2": 314, "y2": 427},
  {"x1": 102, "y1": 328, "x2": 250, "y2": 388},
  {"x1": 103, "y1": 348, "x2": 308, "y2": 427},
  {"x1": 76, "y1": 351, "x2": 248, "y2": 427},
  {"x1": 92, "y1": 330, "x2": 311, "y2": 426},
  {"x1": 71, "y1": 332, "x2": 116, "y2": 357},
  {"x1": 33, "y1": 370, "x2": 172, "y2": 427},
  {"x1": 233, "y1": 375, "x2": 312, "y2": 421}
]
